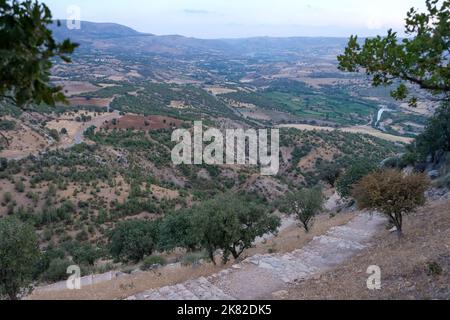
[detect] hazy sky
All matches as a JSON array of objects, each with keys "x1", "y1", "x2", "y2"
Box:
[{"x1": 43, "y1": 0, "x2": 426, "y2": 38}]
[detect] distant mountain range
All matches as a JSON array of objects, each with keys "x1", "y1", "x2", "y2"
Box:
[
  {"x1": 51, "y1": 20, "x2": 153, "y2": 40},
  {"x1": 51, "y1": 20, "x2": 349, "y2": 58}
]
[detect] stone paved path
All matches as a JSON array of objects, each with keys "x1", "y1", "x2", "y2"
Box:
[{"x1": 127, "y1": 213, "x2": 385, "y2": 300}]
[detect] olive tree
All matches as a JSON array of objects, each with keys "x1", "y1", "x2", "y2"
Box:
[
  {"x1": 191, "y1": 193, "x2": 280, "y2": 264},
  {"x1": 282, "y1": 187, "x2": 324, "y2": 233},
  {"x1": 0, "y1": 217, "x2": 41, "y2": 300},
  {"x1": 352, "y1": 170, "x2": 430, "y2": 236},
  {"x1": 108, "y1": 220, "x2": 160, "y2": 263}
]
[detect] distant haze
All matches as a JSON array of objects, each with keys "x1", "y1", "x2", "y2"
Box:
[{"x1": 43, "y1": 0, "x2": 426, "y2": 39}]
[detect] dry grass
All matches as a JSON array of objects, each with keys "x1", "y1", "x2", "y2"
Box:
[{"x1": 283, "y1": 199, "x2": 450, "y2": 300}]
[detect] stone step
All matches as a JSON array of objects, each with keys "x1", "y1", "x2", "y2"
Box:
[
  {"x1": 311, "y1": 235, "x2": 365, "y2": 251},
  {"x1": 291, "y1": 247, "x2": 329, "y2": 269},
  {"x1": 134, "y1": 277, "x2": 234, "y2": 300},
  {"x1": 346, "y1": 213, "x2": 385, "y2": 232},
  {"x1": 138, "y1": 290, "x2": 167, "y2": 300},
  {"x1": 184, "y1": 277, "x2": 235, "y2": 300},
  {"x1": 277, "y1": 260, "x2": 317, "y2": 283},
  {"x1": 174, "y1": 284, "x2": 200, "y2": 300},
  {"x1": 158, "y1": 286, "x2": 185, "y2": 300},
  {"x1": 327, "y1": 225, "x2": 371, "y2": 242}
]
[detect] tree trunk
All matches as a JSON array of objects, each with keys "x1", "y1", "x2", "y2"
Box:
[
  {"x1": 230, "y1": 246, "x2": 244, "y2": 260},
  {"x1": 8, "y1": 291, "x2": 18, "y2": 300},
  {"x1": 0, "y1": 131, "x2": 10, "y2": 147},
  {"x1": 230, "y1": 248, "x2": 239, "y2": 260},
  {"x1": 208, "y1": 250, "x2": 216, "y2": 265},
  {"x1": 392, "y1": 213, "x2": 403, "y2": 238},
  {"x1": 302, "y1": 221, "x2": 310, "y2": 233}
]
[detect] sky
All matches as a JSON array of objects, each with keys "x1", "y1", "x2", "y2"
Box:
[{"x1": 43, "y1": 0, "x2": 427, "y2": 39}]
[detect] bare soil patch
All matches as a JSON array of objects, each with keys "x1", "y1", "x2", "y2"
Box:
[
  {"x1": 54, "y1": 81, "x2": 100, "y2": 97},
  {"x1": 0, "y1": 117, "x2": 48, "y2": 160},
  {"x1": 205, "y1": 87, "x2": 237, "y2": 95}
]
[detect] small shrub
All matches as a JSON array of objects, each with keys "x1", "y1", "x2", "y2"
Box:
[
  {"x1": 426, "y1": 261, "x2": 443, "y2": 276},
  {"x1": 141, "y1": 255, "x2": 167, "y2": 270},
  {"x1": 15, "y1": 180, "x2": 25, "y2": 193},
  {"x1": 48, "y1": 129, "x2": 60, "y2": 142},
  {"x1": 41, "y1": 258, "x2": 73, "y2": 283},
  {"x1": 180, "y1": 251, "x2": 208, "y2": 267},
  {"x1": 3, "y1": 192, "x2": 12, "y2": 204}
]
